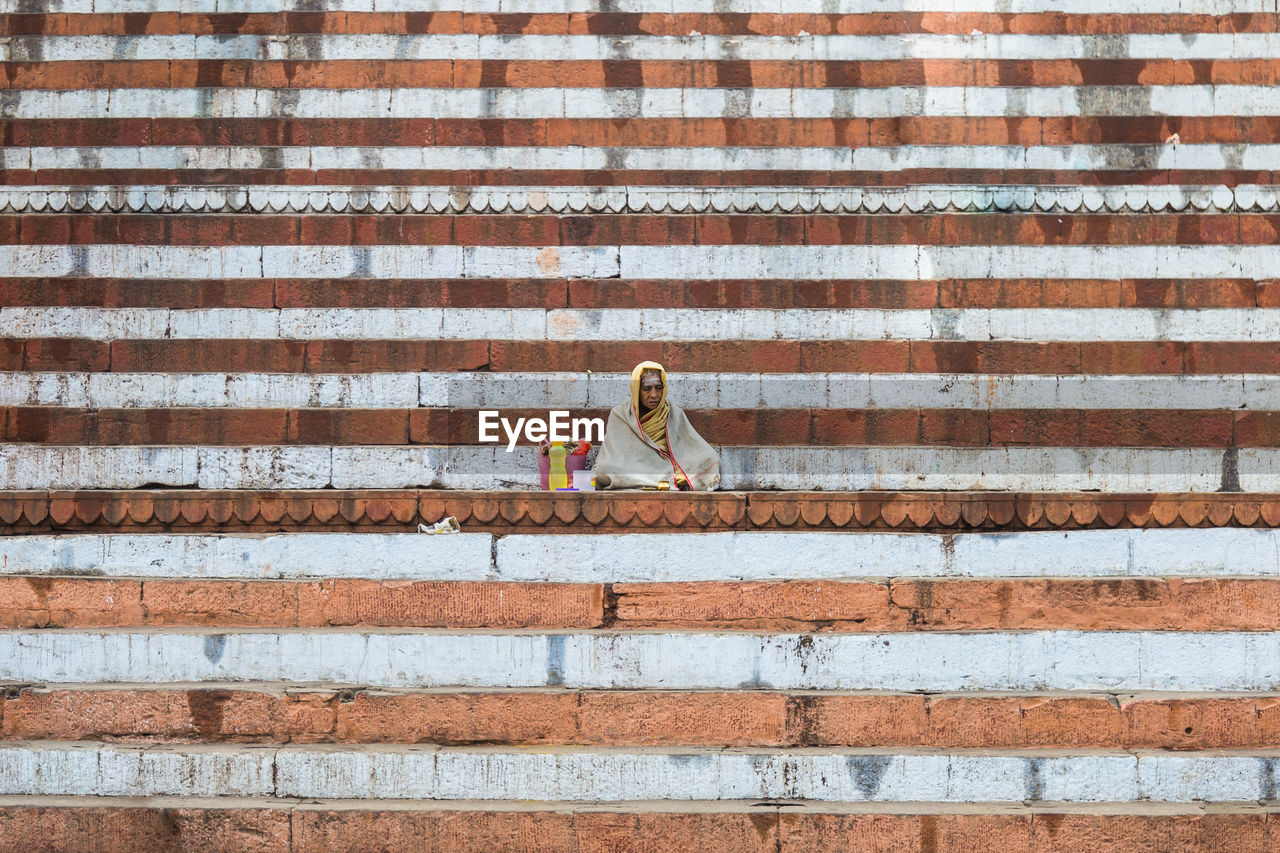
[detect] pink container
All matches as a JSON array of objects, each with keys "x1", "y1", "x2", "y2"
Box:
[{"x1": 538, "y1": 442, "x2": 589, "y2": 489}]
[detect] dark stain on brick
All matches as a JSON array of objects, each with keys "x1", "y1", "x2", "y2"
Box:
[
  {"x1": 186, "y1": 690, "x2": 230, "y2": 738},
  {"x1": 746, "y1": 812, "x2": 775, "y2": 843},
  {"x1": 122, "y1": 13, "x2": 151, "y2": 35},
  {"x1": 920, "y1": 814, "x2": 938, "y2": 853},
  {"x1": 602, "y1": 60, "x2": 643, "y2": 89},
  {"x1": 478, "y1": 59, "x2": 509, "y2": 88},
  {"x1": 203, "y1": 634, "x2": 227, "y2": 663},
  {"x1": 845, "y1": 755, "x2": 892, "y2": 798},
  {"x1": 404, "y1": 12, "x2": 436, "y2": 34},
  {"x1": 545, "y1": 634, "x2": 566, "y2": 686}
]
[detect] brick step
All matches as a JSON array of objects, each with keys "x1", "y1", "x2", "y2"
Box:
[
  {"x1": 11, "y1": 58, "x2": 1280, "y2": 89},
  {"x1": 8, "y1": 117, "x2": 1279, "y2": 147},
  {"x1": 5, "y1": 576, "x2": 1276, "y2": 631},
  {"x1": 5, "y1": 630, "x2": 1277, "y2": 692},
  {"x1": 3, "y1": 743, "x2": 1280, "y2": 802},
  {"x1": 12, "y1": 407, "x2": 1275, "y2": 448},
  {"x1": 0, "y1": 803, "x2": 1273, "y2": 853},
  {"x1": 11, "y1": 339, "x2": 1274, "y2": 375},
  {"x1": 6, "y1": 688, "x2": 1280, "y2": 750},
  {"x1": 5, "y1": 12, "x2": 1278, "y2": 34},
  {"x1": 8, "y1": 213, "x2": 1280, "y2": 246},
  {"x1": 6, "y1": 490, "x2": 1280, "y2": 533},
  {"x1": 5, "y1": 277, "x2": 1276, "y2": 310},
  {"x1": 3, "y1": 445, "x2": 1274, "y2": 491}
]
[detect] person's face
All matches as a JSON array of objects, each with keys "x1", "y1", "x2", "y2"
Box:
[{"x1": 639, "y1": 371, "x2": 664, "y2": 412}]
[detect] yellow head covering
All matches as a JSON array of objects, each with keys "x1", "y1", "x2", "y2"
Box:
[{"x1": 629, "y1": 361, "x2": 670, "y2": 452}]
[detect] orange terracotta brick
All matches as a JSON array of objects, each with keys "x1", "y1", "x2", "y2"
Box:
[
  {"x1": 924, "y1": 696, "x2": 1123, "y2": 748},
  {"x1": 213, "y1": 691, "x2": 338, "y2": 743},
  {"x1": 333, "y1": 691, "x2": 579, "y2": 745},
  {"x1": 577, "y1": 692, "x2": 788, "y2": 747},
  {"x1": 141, "y1": 580, "x2": 302, "y2": 627},
  {"x1": 575, "y1": 813, "x2": 780, "y2": 853},
  {"x1": 297, "y1": 580, "x2": 604, "y2": 628},
  {"x1": 785, "y1": 695, "x2": 929, "y2": 748},
  {"x1": 1120, "y1": 697, "x2": 1280, "y2": 750},
  {"x1": 292, "y1": 811, "x2": 580, "y2": 853},
  {"x1": 0, "y1": 577, "x2": 142, "y2": 628},
  {"x1": 0, "y1": 807, "x2": 289, "y2": 853},
  {"x1": 613, "y1": 581, "x2": 889, "y2": 630},
  {"x1": 1031, "y1": 814, "x2": 1270, "y2": 853},
  {"x1": 889, "y1": 578, "x2": 1280, "y2": 631},
  {"x1": 780, "y1": 814, "x2": 1034, "y2": 852},
  {"x1": 0, "y1": 688, "x2": 336, "y2": 743}
]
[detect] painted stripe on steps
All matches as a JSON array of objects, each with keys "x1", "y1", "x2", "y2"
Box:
[
  {"x1": 3, "y1": 86, "x2": 1275, "y2": 119},
  {"x1": 11, "y1": 213, "x2": 1280, "y2": 248},
  {"x1": 4, "y1": 372, "x2": 1274, "y2": 410},
  {"x1": 0, "y1": 184, "x2": 1269, "y2": 215},
  {"x1": 6, "y1": 528, "x2": 1280, "y2": 582},
  {"x1": 5, "y1": 338, "x2": 1271, "y2": 376},
  {"x1": 5, "y1": 576, "x2": 1280, "y2": 632},
  {"x1": 8, "y1": 34, "x2": 1280, "y2": 62},
  {"x1": 6, "y1": 306, "x2": 1280, "y2": 341},
  {"x1": 3, "y1": 744, "x2": 1280, "y2": 802},
  {"x1": 5, "y1": 630, "x2": 1280, "y2": 691},
  {"x1": 0, "y1": 805, "x2": 1274, "y2": 853},
  {"x1": 8, "y1": 14, "x2": 1280, "y2": 37},
  {"x1": 10, "y1": 689, "x2": 1280, "y2": 750},
  {"x1": 7, "y1": 144, "x2": 1272, "y2": 173},
  {"x1": 10, "y1": 406, "x2": 1266, "y2": 450},
  {"x1": 0, "y1": 444, "x2": 1271, "y2": 491},
  {"x1": 15, "y1": 60, "x2": 1280, "y2": 93},
  {"x1": 0, "y1": 0, "x2": 1268, "y2": 15}
]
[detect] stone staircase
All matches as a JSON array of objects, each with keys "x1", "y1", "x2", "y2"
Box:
[{"x1": 5, "y1": 1, "x2": 1280, "y2": 850}]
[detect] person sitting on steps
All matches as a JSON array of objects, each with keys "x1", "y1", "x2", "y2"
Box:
[{"x1": 593, "y1": 361, "x2": 720, "y2": 491}]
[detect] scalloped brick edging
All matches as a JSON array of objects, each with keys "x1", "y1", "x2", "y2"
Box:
[
  {"x1": 0, "y1": 184, "x2": 1267, "y2": 216},
  {"x1": 4, "y1": 490, "x2": 1280, "y2": 534}
]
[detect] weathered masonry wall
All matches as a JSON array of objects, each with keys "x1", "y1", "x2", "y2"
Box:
[{"x1": 4, "y1": 1, "x2": 1280, "y2": 851}]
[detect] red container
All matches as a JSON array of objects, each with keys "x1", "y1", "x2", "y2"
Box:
[{"x1": 537, "y1": 442, "x2": 589, "y2": 489}]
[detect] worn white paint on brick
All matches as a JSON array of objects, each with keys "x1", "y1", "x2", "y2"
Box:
[
  {"x1": 0, "y1": 445, "x2": 1263, "y2": 491},
  {"x1": 425, "y1": 372, "x2": 1274, "y2": 411},
  {"x1": 497, "y1": 528, "x2": 1280, "y2": 583},
  {"x1": 0, "y1": 632, "x2": 554, "y2": 686},
  {"x1": 0, "y1": 373, "x2": 422, "y2": 409},
  {"x1": 0, "y1": 445, "x2": 1257, "y2": 491},
  {"x1": 0, "y1": 745, "x2": 274, "y2": 798},
  {"x1": 0, "y1": 533, "x2": 495, "y2": 580},
  {"x1": 16, "y1": 243, "x2": 1280, "y2": 288},
  {"x1": 196, "y1": 447, "x2": 333, "y2": 489},
  {"x1": 9, "y1": 145, "x2": 1272, "y2": 175},
  {"x1": 0, "y1": 445, "x2": 535, "y2": 489},
  {"x1": 5, "y1": 87, "x2": 1277, "y2": 119},
  {"x1": 0, "y1": 0, "x2": 1264, "y2": 14},
  {"x1": 3, "y1": 744, "x2": 1278, "y2": 803},
  {"x1": 10, "y1": 371, "x2": 1264, "y2": 410},
  {"x1": 0, "y1": 446, "x2": 200, "y2": 490},
  {"x1": 5, "y1": 631, "x2": 1280, "y2": 692},
  {"x1": 720, "y1": 447, "x2": 1238, "y2": 492},
  {"x1": 0, "y1": 246, "x2": 623, "y2": 282},
  {"x1": 277, "y1": 751, "x2": 1280, "y2": 803},
  {"x1": 277, "y1": 752, "x2": 1134, "y2": 802},
  {"x1": 9, "y1": 34, "x2": 1280, "y2": 62},
  {"x1": 1, "y1": 184, "x2": 1271, "y2": 215},
  {"x1": 6, "y1": 528, "x2": 1280, "y2": 583},
  {"x1": 7, "y1": 306, "x2": 1280, "y2": 341}
]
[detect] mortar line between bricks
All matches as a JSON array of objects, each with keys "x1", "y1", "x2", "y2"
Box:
[
  {"x1": 2, "y1": 795, "x2": 1279, "y2": 816},
  {"x1": 5, "y1": 683, "x2": 1280, "y2": 700},
  {"x1": 10, "y1": 740, "x2": 1280, "y2": 758}
]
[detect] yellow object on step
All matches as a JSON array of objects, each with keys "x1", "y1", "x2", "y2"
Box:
[{"x1": 548, "y1": 442, "x2": 569, "y2": 490}]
